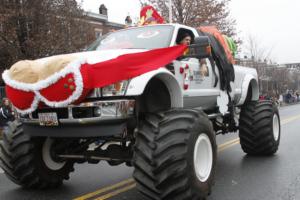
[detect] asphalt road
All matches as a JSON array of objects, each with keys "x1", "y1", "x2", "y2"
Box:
[{"x1": 1, "y1": 104, "x2": 300, "y2": 200}]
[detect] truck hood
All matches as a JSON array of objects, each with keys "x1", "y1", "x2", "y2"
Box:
[{"x1": 36, "y1": 49, "x2": 148, "y2": 65}]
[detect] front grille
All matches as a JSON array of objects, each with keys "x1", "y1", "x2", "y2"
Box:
[
  {"x1": 19, "y1": 99, "x2": 135, "y2": 124},
  {"x1": 72, "y1": 107, "x2": 95, "y2": 119},
  {"x1": 30, "y1": 107, "x2": 98, "y2": 119}
]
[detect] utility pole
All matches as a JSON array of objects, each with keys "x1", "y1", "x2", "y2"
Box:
[{"x1": 169, "y1": 0, "x2": 172, "y2": 23}]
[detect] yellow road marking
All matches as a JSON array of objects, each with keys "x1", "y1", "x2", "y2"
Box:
[
  {"x1": 73, "y1": 178, "x2": 134, "y2": 200},
  {"x1": 74, "y1": 140, "x2": 241, "y2": 200},
  {"x1": 75, "y1": 114, "x2": 300, "y2": 200},
  {"x1": 93, "y1": 183, "x2": 137, "y2": 200},
  {"x1": 218, "y1": 138, "x2": 240, "y2": 152},
  {"x1": 281, "y1": 114, "x2": 300, "y2": 125}
]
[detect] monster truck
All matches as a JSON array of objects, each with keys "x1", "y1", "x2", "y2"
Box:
[{"x1": 0, "y1": 24, "x2": 280, "y2": 200}]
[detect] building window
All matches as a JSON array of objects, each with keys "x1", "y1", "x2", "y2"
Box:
[{"x1": 95, "y1": 28, "x2": 103, "y2": 38}]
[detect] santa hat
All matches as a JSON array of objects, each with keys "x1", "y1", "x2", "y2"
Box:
[
  {"x1": 3, "y1": 45, "x2": 187, "y2": 114},
  {"x1": 3, "y1": 59, "x2": 89, "y2": 113}
]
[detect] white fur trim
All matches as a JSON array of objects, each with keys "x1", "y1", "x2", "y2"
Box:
[
  {"x1": 2, "y1": 58, "x2": 85, "y2": 91},
  {"x1": 3, "y1": 58, "x2": 86, "y2": 112},
  {"x1": 2, "y1": 70, "x2": 33, "y2": 92},
  {"x1": 36, "y1": 64, "x2": 84, "y2": 108},
  {"x1": 11, "y1": 95, "x2": 40, "y2": 114}
]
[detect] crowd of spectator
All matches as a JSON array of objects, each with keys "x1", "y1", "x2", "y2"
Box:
[
  {"x1": 283, "y1": 90, "x2": 300, "y2": 104},
  {"x1": 259, "y1": 90, "x2": 300, "y2": 107}
]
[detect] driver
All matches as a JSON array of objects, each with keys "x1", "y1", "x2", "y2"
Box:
[
  {"x1": 177, "y1": 33, "x2": 192, "y2": 55},
  {"x1": 178, "y1": 33, "x2": 192, "y2": 45}
]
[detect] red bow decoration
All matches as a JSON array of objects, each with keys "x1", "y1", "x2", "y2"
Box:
[
  {"x1": 3, "y1": 45, "x2": 187, "y2": 114},
  {"x1": 139, "y1": 5, "x2": 165, "y2": 25}
]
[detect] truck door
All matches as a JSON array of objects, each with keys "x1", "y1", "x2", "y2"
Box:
[
  {"x1": 172, "y1": 27, "x2": 220, "y2": 110},
  {"x1": 176, "y1": 58, "x2": 220, "y2": 109}
]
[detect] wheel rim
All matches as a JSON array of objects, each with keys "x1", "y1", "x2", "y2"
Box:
[
  {"x1": 42, "y1": 138, "x2": 66, "y2": 171},
  {"x1": 273, "y1": 114, "x2": 280, "y2": 141},
  {"x1": 193, "y1": 134, "x2": 213, "y2": 182}
]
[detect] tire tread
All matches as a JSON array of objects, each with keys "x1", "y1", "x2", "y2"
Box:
[
  {"x1": 239, "y1": 101, "x2": 280, "y2": 155},
  {"x1": 133, "y1": 109, "x2": 216, "y2": 200}
]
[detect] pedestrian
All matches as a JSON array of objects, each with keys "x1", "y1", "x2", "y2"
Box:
[
  {"x1": 286, "y1": 91, "x2": 292, "y2": 103},
  {"x1": 0, "y1": 98, "x2": 15, "y2": 129}
]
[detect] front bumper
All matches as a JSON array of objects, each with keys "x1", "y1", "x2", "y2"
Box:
[
  {"x1": 21, "y1": 99, "x2": 135, "y2": 125},
  {"x1": 20, "y1": 99, "x2": 135, "y2": 138}
]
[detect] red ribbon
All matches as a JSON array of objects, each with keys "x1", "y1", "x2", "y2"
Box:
[{"x1": 81, "y1": 45, "x2": 187, "y2": 89}]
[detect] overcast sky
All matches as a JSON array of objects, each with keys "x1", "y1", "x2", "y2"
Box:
[{"x1": 78, "y1": 0, "x2": 300, "y2": 64}]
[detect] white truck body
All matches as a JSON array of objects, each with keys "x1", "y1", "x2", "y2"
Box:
[{"x1": 124, "y1": 23, "x2": 259, "y2": 111}]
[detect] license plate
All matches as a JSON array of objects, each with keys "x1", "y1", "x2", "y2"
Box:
[{"x1": 38, "y1": 113, "x2": 59, "y2": 126}]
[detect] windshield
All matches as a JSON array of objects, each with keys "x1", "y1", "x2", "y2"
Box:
[{"x1": 87, "y1": 25, "x2": 174, "y2": 51}]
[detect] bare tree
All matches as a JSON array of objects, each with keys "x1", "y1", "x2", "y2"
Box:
[
  {"x1": 139, "y1": 0, "x2": 237, "y2": 37},
  {"x1": 238, "y1": 35, "x2": 300, "y2": 94},
  {"x1": 245, "y1": 34, "x2": 274, "y2": 63},
  {"x1": 0, "y1": 0, "x2": 95, "y2": 80}
]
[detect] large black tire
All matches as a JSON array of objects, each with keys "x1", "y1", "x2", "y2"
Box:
[
  {"x1": 133, "y1": 109, "x2": 217, "y2": 200},
  {"x1": 239, "y1": 101, "x2": 281, "y2": 155},
  {"x1": 0, "y1": 122, "x2": 74, "y2": 189}
]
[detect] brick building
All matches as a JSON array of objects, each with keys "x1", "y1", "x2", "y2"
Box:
[
  {"x1": 86, "y1": 4, "x2": 125, "y2": 38},
  {"x1": 283, "y1": 63, "x2": 300, "y2": 71}
]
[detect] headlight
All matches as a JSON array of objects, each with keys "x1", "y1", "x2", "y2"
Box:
[{"x1": 102, "y1": 80, "x2": 129, "y2": 96}]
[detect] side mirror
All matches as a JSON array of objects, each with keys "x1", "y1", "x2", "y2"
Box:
[{"x1": 184, "y1": 36, "x2": 212, "y2": 59}]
